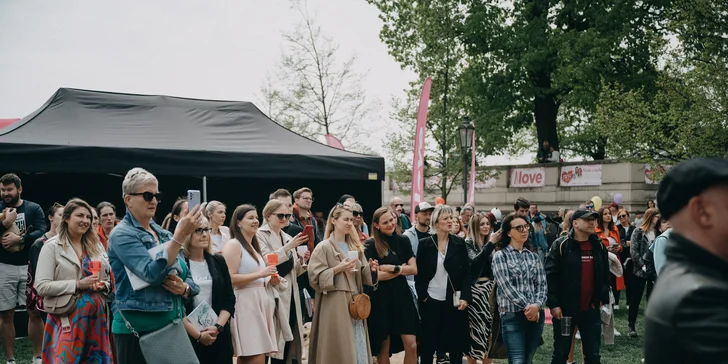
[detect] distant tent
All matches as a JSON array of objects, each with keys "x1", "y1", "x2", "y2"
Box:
[{"x1": 0, "y1": 88, "x2": 384, "y2": 180}]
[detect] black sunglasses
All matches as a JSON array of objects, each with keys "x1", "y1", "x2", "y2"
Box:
[
  {"x1": 129, "y1": 192, "x2": 164, "y2": 202},
  {"x1": 393, "y1": 204, "x2": 404, "y2": 208},
  {"x1": 352, "y1": 211, "x2": 361, "y2": 217},
  {"x1": 275, "y1": 213, "x2": 292, "y2": 221},
  {"x1": 619, "y1": 214, "x2": 628, "y2": 218}
]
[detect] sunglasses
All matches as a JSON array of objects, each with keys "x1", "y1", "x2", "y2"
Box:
[
  {"x1": 511, "y1": 224, "x2": 529, "y2": 233},
  {"x1": 275, "y1": 213, "x2": 292, "y2": 221},
  {"x1": 619, "y1": 214, "x2": 628, "y2": 218},
  {"x1": 393, "y1": 204, "x2": 404, "y2": 208},
  {"x1": 194, "y1": 227, "x2": 211, "y2": 235},
  {"x1": 129, "y1": 192, "x2": 164, "y2": 202},
  {"x1": 352, "y1": 211, "x2": 361, "y2": 217}
]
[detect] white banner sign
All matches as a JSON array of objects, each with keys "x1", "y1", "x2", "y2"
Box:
[
  {"x1": 560, "y1": 164, "x2": 603, "y2": 186},
  {"x1": 510, "y1": 167, "x2": 546, "y2": 188}
]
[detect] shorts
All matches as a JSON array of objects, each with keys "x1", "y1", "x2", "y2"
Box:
[{"x1": 0, "y1": 262, "x2": 28, "y2": 311}]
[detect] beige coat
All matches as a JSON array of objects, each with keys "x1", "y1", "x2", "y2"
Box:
[
  {"x1": 258, "y1": 225, "x2": 306, "y2": 363},
  {"x1": 307, "y1": 239, "x2": 376, "y2": 364},
  {"x1": 35, "y1": 236, "x2": 110, "y2": 312}
]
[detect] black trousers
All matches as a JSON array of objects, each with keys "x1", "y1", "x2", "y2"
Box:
[
  {"x1": 610, "y1": 274, "x2": 620, "y2": 305},
  {"x1": 114, "y1": 333, "x2": 148, "y2": 364},
  {"x1": 269, "y1": 298, "x2": 299, "y2": 364},
  {"x1": 418, "y1": 298, "x2": 467, "y2": 364},
  {"x1": 628, "y1": 276, "x2": 654, "y2": 326}
]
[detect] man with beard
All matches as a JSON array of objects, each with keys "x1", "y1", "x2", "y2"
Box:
[
  {"x1": 545, "y1": 209, "x2": 610, "y2": 364},
  {"x1": 390, "y1": 196, "x2": 412, "y2": 231},
  {"x1": 0, "y1": 173, "x2": 45, "y2": 364},
  {"x1": 644, "y1": 158, "x2": 728, "y2": 363}
]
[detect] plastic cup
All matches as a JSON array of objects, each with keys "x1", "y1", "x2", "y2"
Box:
[
  {"x1": 296, "y1": 246, "x2": 308, "y2": 258},
  {"x1": 561, "y1": 317, "x2": 573, "y2": 336},
  {"x1": 347, "y1": 251, "x2": 359, "y2": 272}
]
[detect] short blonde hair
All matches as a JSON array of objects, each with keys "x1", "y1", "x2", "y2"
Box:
[
  {"x1": 262, "y1": 199, "x2": 287, "y2": 223},
  {"x1": 183, "y1": 216, "x2": 212, "y2": 256},
  {"x1": 122, "y1": 168, "x2": 158, "y2": 199},
  {"x1": 205, "y1": 201, "x2": 226, "y2": 219},
  {"x1": 430, "y1": 205, "x2": 454, "y2": 233}
]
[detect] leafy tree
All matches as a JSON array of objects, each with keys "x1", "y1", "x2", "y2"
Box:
[{"x1": 258, "y1": 2, "x2": 377, "y2": 152}]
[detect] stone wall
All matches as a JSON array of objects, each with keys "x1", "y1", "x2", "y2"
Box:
[{"x1": 383, "y1": 161, "x2": 659, "y2": 214}]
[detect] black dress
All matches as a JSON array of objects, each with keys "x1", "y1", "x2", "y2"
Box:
[{"x1": 364, "y1": 234, "x2": 419, "y2": 356}]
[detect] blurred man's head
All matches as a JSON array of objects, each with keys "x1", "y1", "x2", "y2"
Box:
[
  {"x1": 658, "y1": 158, "x2": 728, "y2": 260},
  {"x1": 461, "y1": 205, "x2": 474, "y2": 226},
  {"x1": 514, "y1": 197, "x2": 530, "y2": 217},
  {"x1": 390, "y1": 197, "x2": 404, "y2": 215},
  {"x1": 543, "y1": 140, "x2": 550, "y2": 149},
  {"x1": 415, "y1": 202, "x2": 435, "y2": 229},
  {"x1": 529, "y1": 204, "x2": 538, "y2": 216}
]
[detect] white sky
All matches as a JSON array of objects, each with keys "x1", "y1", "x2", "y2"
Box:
[{"x1": 0, "y1": 0, "x2": 527, "y2": 165}]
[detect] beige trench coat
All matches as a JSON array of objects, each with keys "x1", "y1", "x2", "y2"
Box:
[
  {"x1": 307, "y1": 239, "x2": 376, "y2": 364},
  {"x1": 258, "y1": 225, "x2": 306, "y2": 363}
]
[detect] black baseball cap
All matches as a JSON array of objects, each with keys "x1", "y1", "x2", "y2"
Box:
[
  {"x1": 571, "y1": 208, "x2": 599, "y2": 222},
  {"x1": 657, "y1": 158, "x2": 728, "y2": 219}
]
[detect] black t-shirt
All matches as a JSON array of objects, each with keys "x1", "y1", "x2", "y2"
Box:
[
  {"x1": 364, "y1": 234, "x2": 415, "y2": 265},
  {"x1": 415, "y1": 229, "x2": 430, "y2": 242},
  {"x1": 0, "y1": 200, "x2": 46, "y2": 266}
]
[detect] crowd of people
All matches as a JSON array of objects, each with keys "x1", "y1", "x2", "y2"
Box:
[{"x1": 0, "y1": 157, "x2": 726, "y2": 364}]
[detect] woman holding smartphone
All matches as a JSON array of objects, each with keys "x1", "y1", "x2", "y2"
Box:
[
  {"x1": 415, "y1": 205, "x2": 472, "y2": 364},
  {"x1": 257, "y1": 199, "x2": 309, "y2": 364},
  {"x1": 364, "y1": 207, "x2": 418, "y2": 364},
  {"x1": 307, "y1": 204, "x2": 379, "y2": 364},
  {"x1": 491, "y1": 213, "x2": 547, "y2": 364}
]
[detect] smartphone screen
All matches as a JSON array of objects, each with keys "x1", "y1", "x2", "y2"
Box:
[{"x1": 187, "y1": 190, "x2": 201, "y2": 213}]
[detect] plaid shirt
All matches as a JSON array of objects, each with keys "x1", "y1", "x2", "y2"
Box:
[{"x1": 492, "y1": 244, "x2": 548, "y2": 313}]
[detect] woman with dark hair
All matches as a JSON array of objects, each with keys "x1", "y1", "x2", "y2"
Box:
[
  {"x1": 365, "y1": 207, "x2": 418, "y2": 364},
  {"x1": 36, "y1": 199, "x2": 113, "y2": 362},
  {"x1": 464, "y1": 213, "x2": 500, "y2": 364},
  {"x1": 182, "y1": 216, "x2": 235, "y2": 364},
  {"x1": 615, "y1": 209, "x2": 635, "y2": 310},
  {"x1": 416, "y1": 205, "x2": 472, "y2": 364},
  {"x1": 628, "y1": 207, "x2": 660, "y2": 337},
  {"x1": 559, "y1": 210, "x2": 574, "y2": 238},
  {"x1": 162, "y1": 198, "x2": 189, "y2": 233},
  {"x1": 595, "y1": 207, "x2": 624, "y2": 306},
  {"x1": 96, "y1": 201, "x2": 117, "y2": 251},
  {"x1": 221, "y1": 204, "x2": 278, "y2": 364},
  {"x1": 491, "y1": 213, "x2": 547, "y2": 364},
  {"x1": 646, "y1": 200, "x2": 656, "y2": 209}
]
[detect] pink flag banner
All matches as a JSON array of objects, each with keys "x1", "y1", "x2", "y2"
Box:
[
  {"x1": 411, "y1": 77, "x2": 432, "y2": 221},
  {"x1": 324, "y1": 134, "x2": 345, "y2": 150},
  {"x1": 468, "y1": 130, "x2": 476, "y2": 207}
]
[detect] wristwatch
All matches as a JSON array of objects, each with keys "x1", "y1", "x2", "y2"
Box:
[
  {"x1": 393, "y1": 265, "x2": 401, "y2": 274},
  {"x1": 214, "y1": 323, "x2": 224, "y2": 333}
]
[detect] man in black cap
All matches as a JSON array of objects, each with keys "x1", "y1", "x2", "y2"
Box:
[
  {"x1": 644, "y1": 157, "x2": 728, "y2": 363},
  {"x1": 545, "y1": 209, "x2": 610, "y2": 364}
]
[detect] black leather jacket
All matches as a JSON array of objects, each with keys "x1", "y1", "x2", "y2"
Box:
[
  {"x1": 544, "y1": 231, "x2": 610, "y2": 316},
  {"x1": 644, "y1": 233, "x2": 728, "y2": 364},
  {"x1": 464, "y1": 238, "x2": 495, "y2": 281}
]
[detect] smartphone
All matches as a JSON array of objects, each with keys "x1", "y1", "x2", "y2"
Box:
[
  {"x1": 303, "y1": 225, "x2": 315, "y2": 251},
  {"x1": 187, "y1": 190, "x2": 201, "y2": 213}
]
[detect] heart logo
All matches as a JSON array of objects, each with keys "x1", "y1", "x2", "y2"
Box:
[{"x1": 562, "y1": 170, "x2": 573, "y2": 184}]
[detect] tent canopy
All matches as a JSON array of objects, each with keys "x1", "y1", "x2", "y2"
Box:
[{"x1": 0, "y1": 88, "x2": 384, "y2": 180}]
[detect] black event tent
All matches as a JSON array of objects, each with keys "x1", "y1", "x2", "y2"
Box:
[
  {"x1": 0, "y1": 88, "x2": 384, "y2": 179},
  {"x1": 0, "y1": 88, "x2": 384, "y2": 223}
]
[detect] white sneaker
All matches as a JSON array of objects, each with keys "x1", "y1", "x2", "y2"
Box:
[
  {"x1": 7, "y1": 360, "x2": 17, "y2": 364},
  {"x1": 613, "y1": 304, "x2": 620, "y2": 310},
  {"x1": 614, "y1": 328, "x2": 621, "y2": 336},
  {"x1": 575, "y1": 330, "x2": 581, "y2": 340},
  {"x1": 33, "y1": 357, "x2": 42, "y2": 364}
]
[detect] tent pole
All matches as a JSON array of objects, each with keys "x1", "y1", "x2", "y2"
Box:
[{"x1": 203, "y1": 176, "x2": 208, "y2": 202}]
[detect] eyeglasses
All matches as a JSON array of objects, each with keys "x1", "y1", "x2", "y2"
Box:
[
  {"x1": 128, "y1": 192, "x2": 164, "y2": 202},
  {"x1": 194, "y1": 227, "x2": 211, "y2": 235},
  {"x1": 301, "y1": 197, "x2": 314, "y2": 202},
  {"x1": 511, "y1": 224, "x2": 529, "y2": 233},
  {"x1": 619, "y1": 214, "x2": 628, "y2": 218},
  {"x1": 352, "y1": 211, "x2": 361, "y2": 217},
  {"x1": 275, "y1": 213, "x2": 292, "y2": 221}
]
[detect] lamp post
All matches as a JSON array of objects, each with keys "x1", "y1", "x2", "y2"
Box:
[{"x1": 459, "y1": 116, "x2": 475, "y2": 205}]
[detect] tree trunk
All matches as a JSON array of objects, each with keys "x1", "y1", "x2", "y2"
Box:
[
  {"x1": 533, "y1": 92, "x2": 560, "y2": 150},
  {"x1": 591, "y1": 137, "x2": 607, "y2": 160}
]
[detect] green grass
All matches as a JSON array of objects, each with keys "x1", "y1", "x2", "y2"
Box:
[{"x1": 4, "y1": 302, "x2": 646, "y2": 364}]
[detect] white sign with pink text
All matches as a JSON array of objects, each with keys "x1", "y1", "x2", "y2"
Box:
[{"x1": 510, "y1": 167, "x2": 546, "y2": 188}]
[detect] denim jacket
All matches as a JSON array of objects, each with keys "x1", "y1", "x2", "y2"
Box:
[{"x1": 108, "y1": 210, "x2": 199, "y2": 314}]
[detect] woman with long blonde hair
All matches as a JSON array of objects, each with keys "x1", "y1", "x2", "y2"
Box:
[
  {"x1": 628, "y1": 207, "x2": 660, "y2": 337},
  {"x1": 364, "y1": 207, "x2": 418, "y2": 364},
  {"x1": 307, "y1": 204, "x2": 379, "y2": 364},
  {"x1": 35, "y1": 198, "x2": 113, "y2": 362}
]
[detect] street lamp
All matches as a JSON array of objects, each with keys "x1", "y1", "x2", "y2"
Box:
[{"x1": 459, "y1": 116, "x2": 475, "y2": 204}]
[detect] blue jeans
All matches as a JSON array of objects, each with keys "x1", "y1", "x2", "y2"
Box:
[
  {"x1": 551, "y1": 309, "x2": 602, "y2": 364},
  {"x1": 500, "y1": 310, "x2": 545, "y2": 364}
]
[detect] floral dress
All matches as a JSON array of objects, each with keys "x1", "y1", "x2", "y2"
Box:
[{"x1": 42, "y1": 253, "x2": 113, "y2": 364}]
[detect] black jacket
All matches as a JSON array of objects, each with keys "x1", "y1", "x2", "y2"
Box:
[
  {"x1": 630, "y1": 228, "x2": 651, "y2": 278},
  {"x1": 644, "y1": 233, "x2": 728, "y2": 364},
  {"x1": 464, "y1": 238, "x2": 495, "y2": 281},
  {"x1": 184, "y1": 253, "x2": 236, "y2": 323},
  {"x1": 544, "y1": 231, "x2": 610, "y2": 315},
  {"x1": 617, "y1": 224, "x2": 635, "y2": 263},
  {"x1": 415, "y1": 234, "x2": 472, "y2": 303}
]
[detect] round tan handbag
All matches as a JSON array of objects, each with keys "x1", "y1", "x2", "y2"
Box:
[{"x1": 349, "y1": 292, "x2": 371, "y2": 320}]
